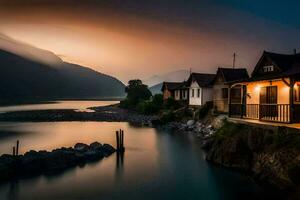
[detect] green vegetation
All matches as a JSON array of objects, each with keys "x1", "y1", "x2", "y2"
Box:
[
  {"x1": 120, "y1": 79, "x2": 152, "y2": 109},
  {"x1": 195, "y1": 101, "x2": 213, "y2": 119},
  {"x1": 121, "y1": 79, "x2": 188, "y2": 117},
  {"x1": 275, "y1": 127, "x2": 300, "y2": 150},
  {"x1": 137, "y1": 94, "x2": 164, "y2": 115},
  {"x1": 121, "y1": 80, "x2": 214, "y2": 124},
  {"x1": 214, "y1": 121, "x2": 247, "y2": 139}
]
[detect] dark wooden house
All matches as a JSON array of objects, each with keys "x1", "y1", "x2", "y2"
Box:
[
  {"x1": 212, "y1": 68, "x2": 249, "y2": 113},
  {"x1": 229, "y1": 51, "x2": 300, "y2": 123}
]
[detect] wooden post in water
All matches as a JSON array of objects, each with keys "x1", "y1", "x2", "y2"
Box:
[
  {"x1": 16, "y1": 140, "x2": 19, "y2": 156},
  {"x1": 116, "y1": 131, "x2": 120, "y2": 150},
  {"x1": 121, "y1": 130, "x2": 124, "y2": 152},
  {"x1": 115, "y1": 129, "x2": 125, "y2": 152}
]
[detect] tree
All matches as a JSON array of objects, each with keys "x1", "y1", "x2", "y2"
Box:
[{"x1": 121, "y1": 79, "x2": 152, "y2": 107}]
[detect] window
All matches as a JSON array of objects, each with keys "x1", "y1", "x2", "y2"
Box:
[
  {"x1": 192, "y1": 89, "x2": 194, "y2": 97},
  {"x1": 222, "y1": 88, "x2": 228, "y2": 99},
  {"x1": 197, "y1": 89, "x2": 200, "y2": 98},
  {"x1": 263, "y1": 65, "x2": 274, "y2": 72}
]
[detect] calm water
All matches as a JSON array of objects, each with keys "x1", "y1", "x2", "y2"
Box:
[
  {"x1": 0, "y1": 100, "x2": 119, "y2": 113},
  {"x1": 0, "y1": 101, "x2": 272, "y2": 200}
]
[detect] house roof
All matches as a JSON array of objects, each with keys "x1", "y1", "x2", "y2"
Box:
[
  {"x1": 215, "y1": 68, "x2": 249, "y2": 83},
  {"x1": 232, "y1": 51, "x2": 300, "y2": 84},
  {"x1": 187, "y1": 73, "x2": 216, "y2": 87},
  {"x1": 161, "y1": 82, "x2": 184, "y2": 91},
  {"x1": 252, "y1": 51, "x2": 300, "y2": 78}
]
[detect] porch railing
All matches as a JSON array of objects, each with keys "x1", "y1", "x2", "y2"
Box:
[{"x1": 229, "y1": 104, "x2": 290, "y2": 123}]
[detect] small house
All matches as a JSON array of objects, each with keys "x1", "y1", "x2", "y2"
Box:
[
  {"x1": 212, "y1": 68, "x2": 249, "y2": 113},
  {"x1": 161, "y1": 82, "x2": 188, "y2": 101},
  {"x1": 229, "y1": 51, "x2": 300, "y2": 123},
  {"x1": 186, "y1": 73, "x2": 216, "y2": 106}
]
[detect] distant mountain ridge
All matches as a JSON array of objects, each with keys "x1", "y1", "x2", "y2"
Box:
[
  {"x1": 0, "y1": 35, "x2": 125, "y2": 100},
  {"x1": 143, "y1": 69, "x2": 190, "y2": 87}
]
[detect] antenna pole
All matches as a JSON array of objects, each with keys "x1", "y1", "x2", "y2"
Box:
[{"x1": 233, "y1": 53, "x2": 236, "y2": 69}]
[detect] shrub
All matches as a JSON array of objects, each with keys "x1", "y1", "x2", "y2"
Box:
[
  {"x1": 164, "y1": 97, "x2": 180, "y2": 110},
  {"x1": 137, "y1": 94, "x2": 163, "y2": 115},
  {"x1": 195, "y1": 101, "x2": 213, "y2": 119},
  {"x1": 121, "y1": 79, "x2": 152, "y2": 108}
]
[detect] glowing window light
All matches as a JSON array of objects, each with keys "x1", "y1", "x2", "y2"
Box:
[{"x1": 255, "y1": 85, "x2": 261, "y2": 93}]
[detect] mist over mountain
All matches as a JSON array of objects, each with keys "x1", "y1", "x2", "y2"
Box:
[
  {"x1": 0, "y1": 34, "x2": 125, "y2": 101},
  {"x1": 143, "y1": 69, "x2": 190, "y2": 87}
]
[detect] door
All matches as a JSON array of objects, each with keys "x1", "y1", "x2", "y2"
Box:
[{"x1": 260, "y1": 86, "x2": 277, "y2": 118}]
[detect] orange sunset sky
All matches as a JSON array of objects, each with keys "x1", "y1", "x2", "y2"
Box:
[{"x1": 0, "y1": 0, "x2": 300, "y2": 83}]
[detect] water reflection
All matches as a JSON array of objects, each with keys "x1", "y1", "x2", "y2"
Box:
[
  {"x1": 7, "y1": 181, "x2": 19, "y2": 200},
  {"x1": 115, "y1": 151, "x2": 125, "y2": 180},
  {"x1": 0, "y1": 100, "x2": 119, "y2": 113},
  {"x1": 0, "y1": 121, "x2": 271, "y2": 200}
]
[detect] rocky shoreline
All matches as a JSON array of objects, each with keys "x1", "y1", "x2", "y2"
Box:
[
  {"x1": 204, "y1": 122, "x2": 300, "y2": 200},
  {"x1": 0, "y1": 142, "x2": 116, "y2": 182},
  {"x1": 0, "y1": 105, "x2": 157, "y2": 126}
]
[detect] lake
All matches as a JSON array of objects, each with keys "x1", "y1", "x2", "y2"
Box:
[
  {"x1": 0, "y1": 100, "x2": 119, "y2": 113},
  {"x1": 0, "y1": 101, "x2": 274, "y2": 200}
]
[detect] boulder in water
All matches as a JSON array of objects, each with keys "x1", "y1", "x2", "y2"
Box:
[{"x1": 74, "y1": 143, "x2": 89, "y2": 152}]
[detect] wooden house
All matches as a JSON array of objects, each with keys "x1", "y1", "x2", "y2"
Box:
[
  {"x1": 212, "y1": 68, "x2": 249, "y2": 113},
  {"x1": 229, "y1": 51, "x2": 300, "y2": 123},
  {"x1": 161, "y1": 82, "x2": 188, "y2": 101},
  {"x1": 186, "y1": 73, "x2": 215, "y2": 106}
]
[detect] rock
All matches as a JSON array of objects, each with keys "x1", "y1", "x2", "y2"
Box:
[
  {"x1": 211, "y1": 115, "x2": 227, "y2": 129},
  {"x1": 206, "y1": 122, "x2": 300, "y2": 197},
  {"x1": 22, "y1": 150, "x2": 46, "y2": 173},
  {"x1": 0, "y1": 155, "x2": 17, "y2": 180},
  {"x1": 74, "y1": 143, "x2": 89, "y2": 152},
  {"x1": 84, "y1": 149, "x2": 103, "y2": 161},
  {"x1": 0, "y1": 141, "x2": 115, "y2": 181},
  {"x1": 187, "y1": 120, "x2": 195, "y2": 127},
  {"x1": 90, "y1": 142, "x2": 102, "y2": 150},
  {"x1": 102, "y1": 144, "x2": 116, "y2": 157}
]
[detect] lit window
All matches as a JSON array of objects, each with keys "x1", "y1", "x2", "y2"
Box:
[{"x1": 263, "y1": 65, "x2": 274, "y2": 72}]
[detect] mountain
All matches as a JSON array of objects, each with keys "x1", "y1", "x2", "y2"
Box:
[
  {"x1": 149, "y1": 83, "x2": 163, "y2": 95},
  {"x1": 0, "y1": 35, "x2": 125, "y2": 100},
  {"x1": 0, "y1": 33, "x2": 62, "y2": 66},
  {"x1": 143, "y1": 69, "x2": 190, "y2": 87}
]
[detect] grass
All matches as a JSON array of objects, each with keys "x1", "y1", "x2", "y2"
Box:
[{"x1": 214, "y1": 121, "x2": 248, "y2": 139}]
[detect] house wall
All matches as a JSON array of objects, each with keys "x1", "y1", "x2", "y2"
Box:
[
  {"x1": 244, "y1": 79, "x2": 291, "y2": 121},
  {"x1": 202, "y1": 87, "x2": 213, "y2": 105},
  {"x1": 213, "y1": 77, "x2": 229, "y2": 113},
  {"x1": 246, "y1": 79, "x2": 290, "y2": 105},
  {"x1": 189, "y1": 81, "x2": 202, "y2": 106},
  {"x1": 174, "y1": 89, "x2": 188, "y2": 101},
  {"x1": 189, "y1": 81, "x2": 213, "y2": 106},
  {"x1": 163, "y1": 89, "x2": 172, "y2": 100},
  {"x1": 182, "y1": 90, "x2": 188, "y2": 100},
  {"x1": 175, "y1": 90, "x2": 180, "y2": 100}
]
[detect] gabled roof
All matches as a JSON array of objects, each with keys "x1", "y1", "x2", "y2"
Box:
[
  {"x1": 187, "y1": 73, "x2": 216, "y2": 87},
  {"x1": 252, "y1": 51, "x2": 300, "y2": 78},
  {"x1": 215, "y1": 67, "x2": 249, "y2": 83},
  {"x1": 161, "y1": 82, "x2": 184, "y2": 91}
]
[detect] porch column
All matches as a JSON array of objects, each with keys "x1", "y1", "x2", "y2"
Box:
[
  {"x1": 228, "y1": 86, "x2": 232, "y2": 117},
  {"x1": 290, "y1": 78, "x2": 295, "y2": 123}
]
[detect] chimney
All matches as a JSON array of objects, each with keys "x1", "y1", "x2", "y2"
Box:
[{"x1": 294, "y1": 49, "x2": 297, "y2": 54}]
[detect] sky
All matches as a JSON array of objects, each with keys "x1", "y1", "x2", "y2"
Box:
[{"x1": 0, "y1": 0, "x2": 300, "y2": 83}]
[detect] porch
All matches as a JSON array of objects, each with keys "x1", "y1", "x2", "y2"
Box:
[
  {"x1": 229, "y1": 103, "x2": 295, "y2": 123},
  {"x1": 228, "y1": 117, "x2": 300, "y2": 130},
  {"x1": 228, "y1": 77, "x2": 300, "y2": 123}
]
